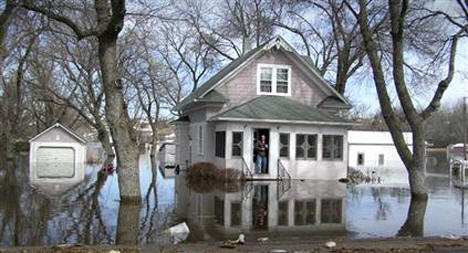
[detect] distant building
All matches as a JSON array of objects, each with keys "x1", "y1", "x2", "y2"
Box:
[
  {"x1": 29, "y1": 123, "x2": 87, "y2": 194},
  {"x1": 348, "y1": 130, "x2": 413, "y2": 184}
]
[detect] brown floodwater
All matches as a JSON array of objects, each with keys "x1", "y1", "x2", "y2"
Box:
[{"x1": 0, "y1": 150, "x2": 467, "y2": 247}]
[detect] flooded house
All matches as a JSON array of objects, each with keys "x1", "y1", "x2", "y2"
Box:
[
  {"x1": 173, "y1": 36, "x2": 353, "y2": 180},
  {"x1": 29, "y1": 123, "x2": 87, "y2": 194},
  {"x1": 348, "y1": 130, "x2": 413, "y2": 184}
]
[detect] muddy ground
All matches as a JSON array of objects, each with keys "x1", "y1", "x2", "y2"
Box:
[{"x1": 2, "y1": 237, "x2": 468, "y2": 253}]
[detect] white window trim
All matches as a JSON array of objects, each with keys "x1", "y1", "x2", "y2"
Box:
[{"x1": 257, "y1": 64, "x2": 292, "y2": 96}]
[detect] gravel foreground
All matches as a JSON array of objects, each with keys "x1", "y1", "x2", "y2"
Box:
[{"x1": 2, "y1": 237, "x2": 468, "y2": 253}]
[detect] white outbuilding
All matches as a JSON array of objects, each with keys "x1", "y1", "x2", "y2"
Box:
[
  {"x1": 347, "y1": 130, "x2": 413, "y2": 184},
  {"x1": 29, "y1": 123, "x2": 87, "y2": 188}
]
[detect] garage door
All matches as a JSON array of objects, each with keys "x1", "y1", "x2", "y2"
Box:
[{"x1": 36, "y1": 147, "x2": 75, "y2": 178}]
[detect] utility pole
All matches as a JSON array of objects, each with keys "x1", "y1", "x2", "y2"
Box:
[{"x1": 464, "y1": 96, "x2": 467, "y2": 161}]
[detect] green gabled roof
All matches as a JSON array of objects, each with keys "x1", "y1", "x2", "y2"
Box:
[
  {"x1": 318, "y1": 96, "x2": 352, "y2": 109},
  {"x1": 210, "y1": 96, "x2": 351, "y2": 124}
]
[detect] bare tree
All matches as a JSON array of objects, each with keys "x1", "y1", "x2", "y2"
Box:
[
  {"x1": 347, "y1": 0, "x2": 463, "y2": 197},
  {"x1": 181, "y1": 0, "x2": 280, "y2": 58},
  {"x1": 20, "y1": 0, "x2": 141, "y2": 200},
  {"x1": 273, "y1": 0, "x2": 386, "y2": 95}
]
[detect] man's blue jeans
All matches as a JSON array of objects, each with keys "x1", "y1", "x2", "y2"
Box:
[{"x1": 256, "y1": 155, "x2": 267, "y2": 174}]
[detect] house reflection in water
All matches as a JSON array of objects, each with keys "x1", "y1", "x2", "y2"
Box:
[{"x1": 175, "y1": 175, "x2": 347, "y2": 241}]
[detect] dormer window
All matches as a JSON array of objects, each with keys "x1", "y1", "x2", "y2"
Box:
[{"x1": 257, "y1": 64, "x2": 291, "y2": 95}]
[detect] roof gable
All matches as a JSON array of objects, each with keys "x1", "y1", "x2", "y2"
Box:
[
  {"x1": 29, "y1": 123, "x2": 87, "y2": 144},
  {"x1": 178, "y1": 36, "x2": 350, "y2": 109}
]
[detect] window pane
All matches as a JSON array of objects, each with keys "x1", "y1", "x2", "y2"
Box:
[
  {"x1": 307, "y1": 147, "x2": 317, "y2": 159},
  {"x1": 333, "y1": 136, "x2": 343, "y2": 159},
  {"x1": 296, "y1": 147, "x2": 305, "y2": 158},
  {"x1": 278, "y1": 201, "x2": 289, "y2": 226},
  {"x1": 296, "y1": 134, "x2": 305, "y2": 159},
  {"x1": 322, "y1": 135, "x2": 332, "y2": 159},
  {"x1": 215, "y1": 131, "x2": 226, "y2": 158},
  {"x1": 214, "y1": 197, "x2": 224, "y2": 225},
  {"x1": 233, "y1": 132, "x2": 242, "y2": 144},
  {"x1": 357, "y1": 153, "x2": 364, "y2": 165},
  {"x1": 232, "y1": 146, "x2": 241, "y2": 156},
  {"x1": 231, "y1": 202, "x2": 242, "y2": 227},
  {"x1": 277, "y1": 68, "x2": 288, "y2": 81},
  {"x1": 260, "y1": 67, "x2": 272, "y2": 80},
  {"x1": 279, "y1": 133, "x2": 289, "y2": 158},
  {"x1": 260, "y1": 81, "x2": 272, "y2": 92},
  {"x1": 277, "y1": 82, "x2": 288, "y2": 93},
  {"x1": 260, "y1": 67, "x2": 272, "y2": 93},
  {"x1": 379, "y1": 154, "x2": 385, "y2": 165},
  {"x1": 321, "y1": 199, "x2": 342, "y2": 224},
  {"x1": 280, "y1": 147, "x2": 289, "y2": 157},
  {"x1": 306, "y1": 200, "x2": 316, "y2": 225},
  {"x1": 296, "y1": 134, "x2": 305, "y2": 145},
  {"x1": 232, "y1": 132, "x2": 243, "y2": 157},
  {"x1": 295, "y1": 200, "x2": 316, "y2": 225},
  {"x1": 280, "y1": 133, "x2": 289, "y2": 145},
  {"x1": 276, "y1": 68, "x2": 289, "y2": 94}
]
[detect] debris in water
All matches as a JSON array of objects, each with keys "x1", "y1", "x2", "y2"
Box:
[
  {"x1": 338, "y1": 178, "x2": 350, "y2": 183},
  {"x1": 257, "y1": 237, "x2": 269, "y2": 242},
  {"x1": 107, "y1": 250, "x2": 121, "y2": 253},
  {"x1": 269, "y1": 249, "x2": 287, "y2": 253},
  {"x1": 165, "y1": 222, "x2": 190, "y2": 244},
  {"x1": 220, "y1": 241, "x2": 237, "y2": 249},
  {"x1": 229, "y1": 233, "x2": 245, "y2": 245},
  {"x1": 325, "y1": 241, "x2": 336, "y2": 249},
  {"x1": 441, "y1": 234, "x2": 461, "y2": 240}
]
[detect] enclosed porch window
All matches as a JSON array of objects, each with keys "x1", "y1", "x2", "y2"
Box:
[
  {"x1": 232, "y1": 132, "x2": 243, "y2": 157},
  {"x1": 322, "y1": 135, "x2": 343, "y2": 160},
  {"x1": 215, "y1": 131, "x2": 226, "y2": 158},
  {"x1": 279, "y1": 133, "x2": 289, "y2": 158},
  {"x1": 296, "y1": 134, "x2": 317, "y2": 159}
]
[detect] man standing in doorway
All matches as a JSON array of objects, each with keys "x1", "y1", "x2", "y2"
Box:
[{"x1": 255, "y1": 135, "x2": 268, "y2": 173}]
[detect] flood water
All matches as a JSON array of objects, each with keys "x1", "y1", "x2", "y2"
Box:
[{"x1": 0, "y1": 150, "x2": 467, "y2": 247}]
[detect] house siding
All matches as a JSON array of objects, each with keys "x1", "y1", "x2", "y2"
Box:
[
  {"x1": 33, "y1": 128, "x2": 82, "y2": 143},
  {"x1": 214, "y1": 50, "x2": 328, "y2": 112}
]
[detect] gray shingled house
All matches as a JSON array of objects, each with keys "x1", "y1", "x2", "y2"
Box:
[{"x1": 173, "y1": 36, "x2": 353, "y2": 180}]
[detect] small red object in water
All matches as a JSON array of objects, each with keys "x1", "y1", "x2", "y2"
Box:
[{"x1": 102, "y1": 164, "x2": 115, "y2": 174}]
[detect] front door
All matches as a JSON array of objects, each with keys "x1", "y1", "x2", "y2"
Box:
[{"x1": 253, "y1": 128, "x2": 270, "y2": 174}]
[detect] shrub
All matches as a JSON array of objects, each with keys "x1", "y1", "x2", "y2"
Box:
[
  {"x1": 186, "y1": 162, "x2": 218, "y2": 181},
  {"x1": 186, "y1": 162, "x2": 244, "y2": 193}
]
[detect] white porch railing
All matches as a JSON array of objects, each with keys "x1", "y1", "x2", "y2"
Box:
[
  {"x1": 241, "y1": 156, "x2": 254, "y2": 180},
  {"x1": 277, "y1": 159, "x2": 291, "y2": 181},
  {"x1": 277, "y1": 159, "x2": 292, "y2": 200}
]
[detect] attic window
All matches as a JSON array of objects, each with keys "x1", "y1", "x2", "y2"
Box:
[{"x1": 257, "y1": 64, "x2": 291, "y2": 95}]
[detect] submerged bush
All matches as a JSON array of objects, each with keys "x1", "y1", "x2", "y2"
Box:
[
  {"x1": 186, "y1": 162, "x2": 218, "y2": 180},
  {"x1": 186, "y1": 162, "x2": 244, "y2": 193}
]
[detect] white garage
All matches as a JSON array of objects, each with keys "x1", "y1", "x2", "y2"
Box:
[
  {"x1": 29, "y1": 123, "x2": 86, "y2": 187},
  {"x1": 347, "y1": 130, "x2": 413, "y2": 184}
]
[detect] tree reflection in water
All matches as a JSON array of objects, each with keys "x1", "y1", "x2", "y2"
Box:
[
  {"x1": 397, "y1": 195, "x2": 428, "y2": 237},
  {"x1": 0, "y1": 154, "x2": 174, "y2": 247}
]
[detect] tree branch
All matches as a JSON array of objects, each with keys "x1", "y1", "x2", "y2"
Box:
[{"x1": 421, "y1": 34, "x2": 459, "y2": 119}]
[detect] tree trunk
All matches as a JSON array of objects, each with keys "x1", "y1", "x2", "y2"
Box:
[
  {"x1": 408, "y1": 126, "x2": 428, "y2": 197},
  {"x1": 116, "y1": 200, "x2": 140, "y2": 245},
  {"x1": 397, "y1": 194, "x2": 428, "y2": 237},
  {"x1": 98, "y1": 36, "x2": 140, "y2": 201}
]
